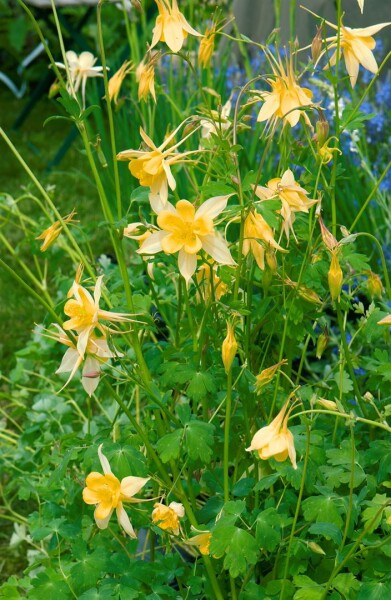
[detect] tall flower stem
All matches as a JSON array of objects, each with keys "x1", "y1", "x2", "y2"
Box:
[
  {"x1": 223, "y1": 370, "x2": 233, "y2": 502},
  {"x1": 279, "y1": 422, "x2": 311, "y2": 600},
  {"x1": 97, "y1": 3, "x2": 122, "y2": 220}
]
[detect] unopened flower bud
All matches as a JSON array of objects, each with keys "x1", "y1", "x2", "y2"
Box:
[
  {"x1": 319, "y1": 216, "x2": 338, "y2": 251},
  {"x1": 266, "y1": 247, "x2": 278, "y2": 273},
  {"x1": 255, "y1": 359, "x2": 288, "y2": 394},
  {"x1": 308, "y1": 541, "x2": 326, "y2": 555},
  {"x1": 48, "y1": 79, "x2": 61, "y2": 99},
  {"x1": 298, "y1": 285, "x2": 322, "y2": 305},
  {"x1": 328, "y1": 251, "x2": 343, "y2": 302},
  {"x1": 316, "y1": 398, "x2": 338, "y2": 411},
  {"x1": 363, "y1": 391, "x2": 374, "y2": 402},
  {"x1": 311, "y1": 25, "x2": 323, "y2": 63},
  {"x1": 222, "y1": 321, "x2": 238, "y2": 373},
  {"x1": 316, "y1": 113, "x2": 329, "y2": 147},
  {"x1": 366, "y1": 271, "x2": 383, "y2": 299},
  {"x1": 316, "y1": 327, "x2": 329, "y2": 359}
]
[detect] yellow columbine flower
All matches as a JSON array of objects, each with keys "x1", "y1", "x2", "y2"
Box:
[
  {"x1": 256, "y1": 52, "x2": 313, "y2": 129},
  {"x1": 253, "y1": 169, "x2": 318, "y2": 241},
  {"x1": 83, "y1": 445, "x2": 149, "y2": 537},
  {"x1": 186, "y1": 532, "x2": 212, "y2": 555},
  {"x1": 36, "y1": 210, "x2": 77, "y2": 252},
  {"x1": 117, "y1": 123, "x2": 198, "y2": 211},
  {"x1": 63, "y1": 275, "x2": 132, "y2": 358},
  {"x1": 137, "y1": 195, "x2": 236, "y2": 283},
  {"x1": 246, "y1": 398, "x2": 297, "y2": 469},
  {"x1": 152, "y1": 501, "x2": 185, "y2": 535},
  {"x1": 45, "y1": 325, "x2": 121, "y2": 396},
  {"x1": 136, "y1": 54, "x2": 159, "y2": 102},
  {"x1": 198, "y1": 24, "x2": 216, "y2": 68},
  {"x1": 255, "y1": 359, "x2": 288, "y2": 394},
  {"x1": 242, "y1": 210, "x2": 286, "y2": 270},
  {"x1": 323, "y1": 19, "x2": 391, "y2": 87},
  {"x1": 108, "y1": 60, "x2": 133, "y2": 104},
  {"x1": 55, "y1": 50, "x2": 105, "y2": 108},
  {"x1": 222, "y1": 321, "x2": 238, "y2": 373},
  {"x1": 150, "y1": 0, "x2": 202, "y2": 53}
]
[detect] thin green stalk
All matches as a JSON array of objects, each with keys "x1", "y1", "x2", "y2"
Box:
[
  {"x1": 291, "y1": 409, "x2": 391, "y2": 434},
  {"x1": 279, "y1": 422, "x2": 311, "y2": 600},
  {"x1": 0, "y1": 128, "x2": 91, "y2": 274},
  {"x1": 339, "y1": 422, "x2": 355, "y2": 551},
  {"x1": 102, "y1": 379, "x2": 170, "y2": 486},
  {"x1": 224, "y1": 370, "x2": 233, "y2": 502},
  {"x1": 0, "y1": 258, "x2": 68, "y2": 334},
  {"x1": 336, "y1": 304, "x2": 367, "y2": 416},
  {"x1": 349, "y1": 160, "x2": 391, "y2": 232},
  {"x1": 97, "y1": 3, "x2": 122, "y2": 220}
]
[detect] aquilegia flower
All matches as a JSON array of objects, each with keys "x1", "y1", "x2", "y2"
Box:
[
  {"x1": 136, "y1": 55, "x2": 158, "y2": 102},
  {"x1": 83, "y1": 445, "x2": 149, "y2": 537},
  {"x1": 323, "y1": 19, "x2": 391, "y2": 86},
  {"x1": 246, "y1": 398, "x2": 297, "y2": 469},
  {"x1": 186, "y1": 531, "x2": 212, "y2": 555},
  {"x1": 117, "y1": 122, "x2": 198, "y2": 211},
  {"x1": 137, "y1": 195, "x2": 236, "y2": 283},
  {"x1": 51, "y1": 326, "x2": 121, "y2": 396},
  {"x1": 63, "y1": 275, "x2": 132, "y2": 357},
  {"x1": 150, "y1": 0, "x2": 202, "y2": 53},
  {"x1": 55, "y1": 51, "x2": 105, "y2": 108},
  {"x1": 256, "y1": 52, "x2": 313, "y2": 129},
  {"x1": 152, "y1": 501, "x2": 185, "y2": 535},
  {"x1": 378, "y1": 314, "x2": 391, "y2": 325},
  {"x1": 242, "y1": 210, "x2": 286, "y2": 270},
  {"x1": 108, "y1": 60, "x2": 133, "y2": 104},
  {"x1": 253, "y1": 169, "x2": 318, "y2": 241},
  {"x1": 36, "y1": 210, "x2": 77, "y2": 252}
]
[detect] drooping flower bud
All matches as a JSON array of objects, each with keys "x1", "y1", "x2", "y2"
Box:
[
  {"x1": 311, "y1": 25, "x2": 324, "y2": 63},
  {"x1": 255, "y1": 359, "x2": 288, "y2": 394},
  {"x1": 315, "y1": 111, "x2": 329, "y2": 146},
  {"x1": 222, "y1": 321, "x2": 238, "y2": 373},
  {"x1": 316, "y1": 327, "x2": 329, "y2": 359},
  {"x1": 328, "y1": 251, "x2": 343, "y2": 302},
  {"x1": 366, "y1": 271, "x2": 383, "y2": 299},
  {"x1": 319, "y1": 216, "x2": 338, "y2": 251}
]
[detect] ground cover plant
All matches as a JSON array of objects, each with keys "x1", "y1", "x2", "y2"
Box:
[{"x1": 1, "y1": 0, "x2": 391, "y2": 598}]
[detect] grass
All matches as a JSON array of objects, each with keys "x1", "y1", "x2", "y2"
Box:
[{"x1": 0, "y1": 88, "x2": 102, "y2": 368}]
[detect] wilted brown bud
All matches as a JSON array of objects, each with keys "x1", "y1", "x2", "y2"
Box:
[
  {"x1": 316, "y1": 112, "x2": 329, "y2": 146},
  {"x1": 311, "y1": 25, "x2": 324, "y2": 63},
  {"x1": 328, "y1": 251, "x2": 343, "y2": 301},
  {"x1": 316, "y1": 327, "x2": 329, "y2": 359},
  {"x1": 319, "y1": 216, "x2": 338, "y2": 251}
]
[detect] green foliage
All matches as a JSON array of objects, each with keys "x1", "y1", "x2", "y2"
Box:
[{"x1": 1, "y1": 0, "x2": 391, "y2": 598}]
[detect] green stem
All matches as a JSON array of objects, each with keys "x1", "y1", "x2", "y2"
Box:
[
  {"x1": 336, "y1": 304, "x2": 367, "y2": 416},
  {"x1": 224, "y1": 370, "x2": 233, "y2": 502},
  {"x1": 291, "y1": 409, "x2": 391, "y2": 434},
  {"x1": 96, "y1": 3, "x2": 122, "y2": 220},
  {"x1": 279, "y1": 422, "x2": 311, "y2": 600},
  {"x1": 349, "y1": 160, "x2": 391, "y2": 232}
]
